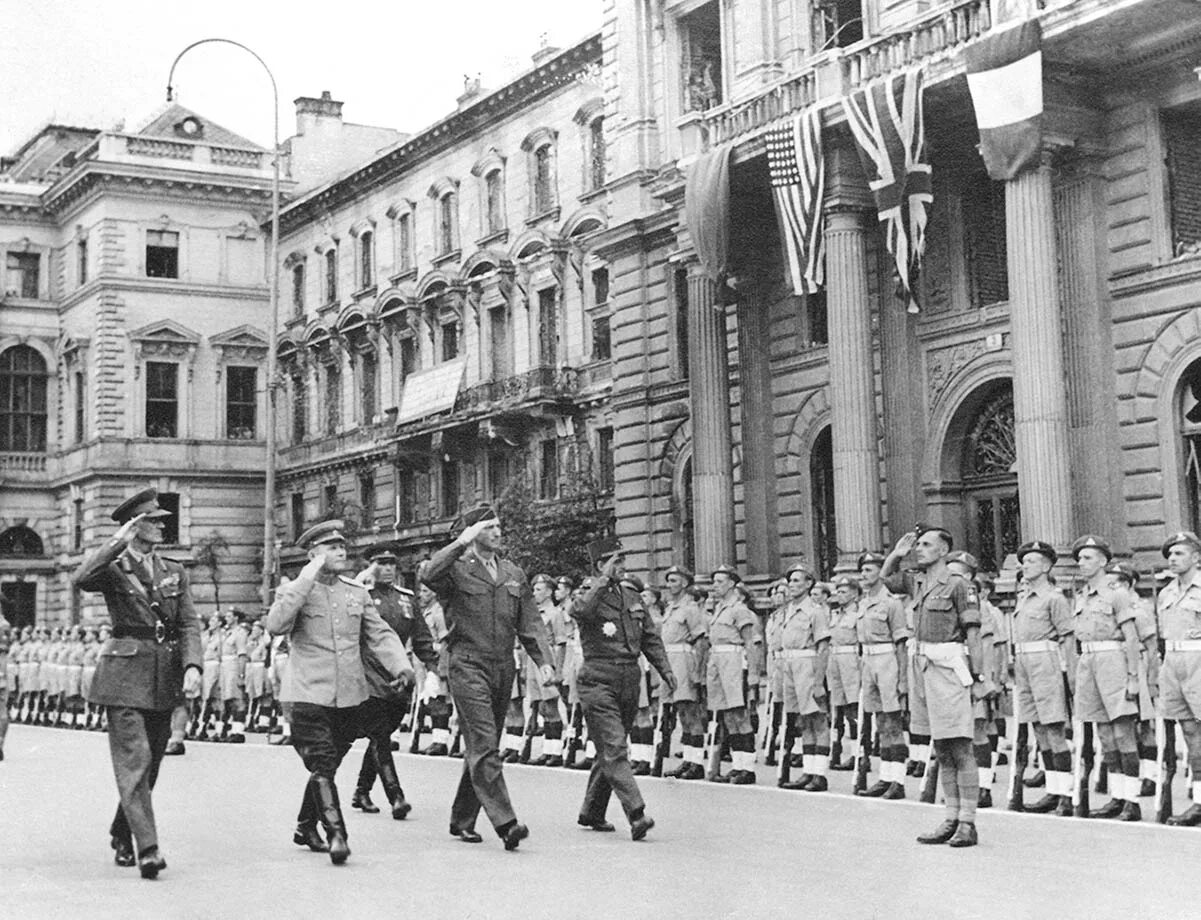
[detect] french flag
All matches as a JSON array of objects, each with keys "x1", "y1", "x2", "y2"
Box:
[{"x1": 964, "y1": 18, "x2": 1043, "y2": 181}]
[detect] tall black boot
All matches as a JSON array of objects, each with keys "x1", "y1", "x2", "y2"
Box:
[
  {"x1": 353, "y1": 742, "x2": 381, "y2": 813},
  {"x1": 311, "y1": 774, "x2": 350, "y2": 865},
  {"x1": 293, "y1": 776, "x2": 328, "y2": 852},
  {"x1": 374, "y1": 746, "x2": 412, "y2": 820}
]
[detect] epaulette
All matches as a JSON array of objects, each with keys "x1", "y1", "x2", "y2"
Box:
[
  {"x1": 339, "y1": 575, "x2": 371, "y2": 590},
  {"x1": 396, "y1": 585, "x2": 415, "y2": 596}
]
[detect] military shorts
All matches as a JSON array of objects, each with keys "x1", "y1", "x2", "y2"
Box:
[
  {"x1": 1075, "y1": 648, "x2": 1137, "y2": 722},
  {"x1": 861, "y1": 650, "x2": 903, "y2": 713},
  {"x1": 562, "y1": 644, "x2": 583, "y2": 705},
  {"x1": 910, "y1": 656, "x2": 973, "y2": 741},
  {"x1": 64, "y1": 664, "x2": 83, "y2": 698},
  {"x1": 781, "y1": 654, "x2": 824, "y2": 716},
  {"x1": 1160, "y1": 650, "x2": 1201, "y2": 721},
  {"x1": 202, "y1": 660, "x2": 220, "y2": 699},
  {"x1": 767, "y1": 654, "x2": 785, "y2": 698},
  {"x1": 706, "y1": 647, "x2": 746, "y2": 711},
  {"x1": 219, "y1": 657, "x2": 243, "y2": 701},
  {"x1": 246, "y1": 661, "x2": 267, "y2": 700},
  {"x1": 827, "y1": 648, "x2": 860, "y2": 708},
  {"x1": 524, "y1": 659, "x2": 561, "y2": 703},
  {"x1": 81, "y1": 666, "x2": 96, "y2": 700},
  {"x1": 665, "y1": 646, "x2": 701, "y2": 703},
  {"x1": 1015, "y1": 650, "x2": 1069, "y2": 725}
]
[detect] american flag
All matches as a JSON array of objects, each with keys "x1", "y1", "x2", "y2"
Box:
[
  {"x1": 841, "y1": 69, "x2": 932, "y2": 313},
  {"x1": 765, "y1": 106, "x2": 825, "y2": 296}
]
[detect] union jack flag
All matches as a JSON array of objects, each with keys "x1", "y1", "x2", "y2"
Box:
[
  {"x1": 841, "y1": 69, "x2": 932, "y2": 313},
  {"x1": 765, "y1": 106, "x2": 825, "y2": 295}
]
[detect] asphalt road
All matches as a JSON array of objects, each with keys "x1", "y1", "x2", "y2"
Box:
[{"x1": 0, "y1": 724, "x2": 1195, "y2": 920}]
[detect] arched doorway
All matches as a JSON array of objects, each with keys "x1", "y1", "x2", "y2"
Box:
[
  {"x1": 960, "y1": 384, "x2": 1020, "y2": 573},
  {"x1": 0, "y1": 524, "x2": 43, "y2": 628},
  {"x1": 1178, "y1": 356, "x2": 1201, "y2": 533},
  {"x1": 810, "y1": 426, "x2": 836, "y2": 578},
  {"x1": 679, "y1": 456, "x2": 695, "y2": 573}
]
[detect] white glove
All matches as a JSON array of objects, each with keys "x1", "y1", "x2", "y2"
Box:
[{"x1": 421, "y1": 670, "x2": 443, "y2": 701}]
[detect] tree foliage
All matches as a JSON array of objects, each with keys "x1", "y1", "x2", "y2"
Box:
[
  {"x1": 494, "y1": 471, "x2": 613, "y2": 582},
  {"x1": 194, "y1": 530, "x2": 230, "y2": 610}
]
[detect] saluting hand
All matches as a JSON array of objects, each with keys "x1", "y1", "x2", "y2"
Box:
[
  {"x1": 300, "y1": 553, "x2": 327, "y2": 580},
  {"x1": 891, "y1": 531, "x2": 917, "y2": 558},
  {"x1": 457, "y1": 518, "x2": 493, "y2": 546},
  {"x1": 114, "y1": 513, "x2": 148, "y2": 545}
]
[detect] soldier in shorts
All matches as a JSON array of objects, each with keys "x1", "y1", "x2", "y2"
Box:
[
  {"x1": 827, "y1": 575, "x2": 863, "y2": 772},
  {"x1": 1156, "y1": 531, "x2": 1201, "y2": 826},
  {"x1": 1106, "y1": 563, "x2": 1160, "y2": 798},
  {"x1": 706, "y1": 565, "x2": 762, "y2": 784},
  {"x1": 778, "y1": 564, "x2": 832, "y2": 792},
  {"x1": 660, "y1": 566, "x2": 709, "y2": 779},
  {"x1": 1071, "y1": 535, "x2": 1142, "y2": 821}
]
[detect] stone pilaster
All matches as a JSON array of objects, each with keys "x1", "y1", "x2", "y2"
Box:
[
  {"x1": 736, "y1": 275, "x2": 780, "y2": 576},
  {"x1": 825, "y1": 205, "x2": 883, "y2": 566},
  {"x1": 1006, "y1": 150, "x2": 1074, "y2": 547},
  {"x1": 686, "y1": 263, "x2": 736, "y2": 572}
]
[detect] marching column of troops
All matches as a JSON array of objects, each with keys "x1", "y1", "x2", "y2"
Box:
[{"x1": 5, "y1": 487, "x2": 1201, "y2": 877}]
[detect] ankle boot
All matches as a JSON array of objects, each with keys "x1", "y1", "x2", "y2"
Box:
[{"x1": 311, "y1": 775, "x2": 350, "y2": 865}]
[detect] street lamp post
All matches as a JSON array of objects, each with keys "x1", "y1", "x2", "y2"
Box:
[{"x1": 167, "y1": 39, "x2": 281, "y2": 606}]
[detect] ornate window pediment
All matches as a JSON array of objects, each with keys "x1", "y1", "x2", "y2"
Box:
[
  {"x1": 211, "y1": 325, "x2": 268, "y2": 363},
  {"x1": 128, "y1": 319, "x2": 200, "y2": 361}
]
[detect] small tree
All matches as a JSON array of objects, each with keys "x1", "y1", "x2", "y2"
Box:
[
  {"x1": 194, "y1": 531, "x2": 231, "y2": 610},
  {"x1": 494, "y1": 470, "x2": 613, "y2": 582}
]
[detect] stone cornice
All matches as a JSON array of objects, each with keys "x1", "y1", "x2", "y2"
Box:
[
  {"x1": 57, "y1": 276, "x2": 268, "y2": 312},
  {"x1": 590, "y1": 210, "x2": 679, "y2": 261},
  {"x1": 279, "y1": 34, "x2": 603, "y2": 235}
]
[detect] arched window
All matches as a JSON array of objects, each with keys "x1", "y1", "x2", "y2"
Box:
[
  {"x1": 324, "y1": 248, "x2": 338, "y2": 305},
  {"x1": 438, "y1": 193, "x2": 458, "y2": 255},
  {"x1": 588, "y1": 118, "x2": 605, "y2": 191},
  {"x1": 0, "y1": 345, "x2": 48, "y2": 452},
  {"x1": 810, "y1": 426, "x2": 836, "y2": 578},
  {"x1": 961, "y1": 383, "x2": 1020, "y2": 572},
  {"x1": 534, "y1": 145, "x2": 554, "y2": 213},
  {"x1": 485, "y1": 169, "x2": 504, "y2": 235},
  {"x1": 0, "y1": 524, "x2": 43, "y2": 556},
  {"x1": 359, "y1": 230, "x2": 374, "y2": 289},
  {"x1": 1179, "y1": 358, "x2": 1201, "y2": 532}
]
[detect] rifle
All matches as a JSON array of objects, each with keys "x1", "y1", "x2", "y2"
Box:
[
  {"x1": 777, "y1": 711, "x2": 795, "y2": 786},
  {"x1": 407, "y1": 688, "x2": 424, "y2": 755},
  {"x1": 518, "y1": 699, "x2": 539, "y2": 763},
  {"x1": 1071, "y1": 719, "x2": 1092, "y2": 817},
  {"x1": 1007, "y1": 716, "x2": 1027, "y2": 812},
  {"x1": 651, "y1": 698, "x2": 674, "y2": 777},
  {"x1": 758, "y1": 685, "x2": 778, "y2": 765},
  {"x1": 852, "y1": 689, "x2": 870, "y2": 795},
  {"x1": 704, "y1": 709, "x2": 724, "y2": 781},
  {"x1": 562, "y1": 701, "x2": 581, "y2": 767},
  {"x1": 1155, "y1": 717, "x2": 1175, "y2": 823}
]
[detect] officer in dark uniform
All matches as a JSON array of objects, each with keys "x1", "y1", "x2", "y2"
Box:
[
  {"x1": 573, "y1": 538, "x2": 676, "y2": 840},
  {"x1": 352, "y1": 541, "x2": 440, "y2": 819},
  {"x1": 266, "y1": 520, "x2": 414, "y2": 866},
  {"x1": 74, "y1": 487, "x2": 203, "y2": 879},
  {"x1": 421, "y1": 505, "x2": 555, "y2": 851}
]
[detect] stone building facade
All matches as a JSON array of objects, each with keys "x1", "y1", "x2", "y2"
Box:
[{"x1": 594, "y1": 0, "x2": 1201, "y2": 585}]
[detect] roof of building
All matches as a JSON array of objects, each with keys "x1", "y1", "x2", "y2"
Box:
[{"x1": 132, "y1": 103, "x2": 263, "y2": 150}]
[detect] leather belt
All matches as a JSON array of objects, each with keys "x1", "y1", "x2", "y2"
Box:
[
  {"x1": 710, "y1": 643, "x2": 743, "y2": 651},
  {"x1": 861, "y1": 643, "x2": 895, "y2": 656},
  {"x1": 1165, "y1": 639, "x2": 1201, "y2": 652},
  {"x1": 113, "y1": 625, "x2": 179, "y2": 643},
  {"x1": 918, "y1": 642, "x2": 966, "y2": 655},
  {"x1": 1080, "y1": 640, "x2": 1122, "y2": 653},
  {"x1": 781, "y1": 649, "x2": 817, "y2": 659},
  {"x1": 1015, "y1": 640, "x2": 1059, "y2": 654}
]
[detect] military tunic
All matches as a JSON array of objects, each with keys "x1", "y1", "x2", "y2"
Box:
[
  {"x1": 856, "y1": 587, "x2": 909, "y2": 713},
  {"x1": 827, "y1": 602, "x2": 861, "y2": 708},
  {"x1": 706, "y1": 594, "x2": 758, "y2": 711},
  {"x1": 1073, "y1": 582, "x2": 1137, "y2": 722},
  {"x1": 661, "y1": 593, "x2": 707, "y2": 703},
  {"x1": 1012, "y1": 581, "x2": 1073, "y2": 725},
  {"x1": 779, "y1": 598, "x2": 831, "y2": 716},
  {"x1": 906, "y1": 562, "x2": 980, "y2": 741},
  {"x1": 1156, "y1": 571, "x2": 1201, "y2": 721}
]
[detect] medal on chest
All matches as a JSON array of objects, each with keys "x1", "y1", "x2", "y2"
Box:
[{"x1": 602, "y1": 621, "x2": 618, "y2": 637}]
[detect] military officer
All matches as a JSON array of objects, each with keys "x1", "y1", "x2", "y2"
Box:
[
  {"x1": 660, "y1": 566, "x2": 710, "y2": 779},
  {"x1": 1156, "y1": 531, "x2": 1201, "y2": 826},
  {"x1": 266, "y1": 520, "x2": 414, "y2": 866},
  {"x1": 827, "y1": 575, "x2": 863, "y2": 772},
  {"x1": 218, "y1": 608, "x2": 249, "y2": 742},
  {"x1": 777, "y1": 564, "x2": 832, "y2": 791},
  {"x1": 705, "y1": 564, "x2": 762, "y2": 784},
  {"x1": 1069, "y1": 535, "x2": 1142, "y2": 821},
  {"x1": 421, "y1": 505, "x2": 554, "y2": 851},
  {"x1": 573, "y1": 538, "x2": 675, "y2": 840},
  {"x1": 856, "y1": 552, "x2": 910, "y2": 799},
  {"x1": 352, "y1": 541, "x2": 440, "y2": 819},
  {"x1": 74, "y1": 488, "x2": 203, "y2": 878},
  {"x1": 884, "y1": 527, "x2": 986, "y2": 848}
]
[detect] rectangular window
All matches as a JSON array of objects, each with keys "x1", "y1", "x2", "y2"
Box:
[
  {"x1": 397, "y1": 213, "x2": 413, "y2": 273},
  {"x1": 226, "y1": 366, "x2": 257, "y2": 440},
  {"x1": 78, "y1": 238, "x2": 88, "y2": 286},
  {"x1": 323, "y1": 483, "x2": 338, "y2": 514},
  {"x1": 805, "y1": 289, "x2": 829, "y2": 347},
  {"x1": 145, "y1": 361, "x2": 178, "y2": 438},
  {"x1": 291, "y1": 373, "x2": 308, "y2": 442},
  {"x1": 592, "y1": 266, "x2": 609, "y2": 307},
  {"x1": 673, "y1": 268, "x2": 690, "y2": 381},
  {"x1": 441, "y1": 322, "x2": 460, "y2": 362},
  {"x1": 489, "y1": 452, "x2": 509, "y2": 500},
  {"x1": 589, "y1": 119, "x2": 606, "y2": 191},
  {"x1": 360, "y1": 230, "x2": 374, "y2": 289},
  {"x1": 1163, "y1": 104, "x2": 1201, "y2": 253},
  {"x1": 74, "y1": 371, "x2": 85, "y2": 444},
  {"x1": 591, "y1": 315, "x2": 611, "y2": 361},
  {"x1": 539, "y1": 439, "x2": 559, "y2": 500},
  {"x1": 439, "y1": 195, "x2": 457, "y2": 254},
  {"x1": 399, "y1": 336, "x2": 416, "y2": 381},
  {"x1": 291, "y1": 492, "x2": 305, "y2": 540},
  {"x1": 537, "y1": 287, "x2": 558, "y2": 366},
  {"x1": 490, "y1": 306, "x2": 512, "y2": 379},
  {"x1": 324, "y1": 363, "x2": 341, "y2": 435},
  {"x1": 157, "y1": 492, "x2": 180, "y2": 544},
  {"x1": 534, "y1": 146, "x2": 554, "y2": 213},
  {"x1": 486, "y1": 171, "x2": 504, "y2": 234},
  {"x1": 597, "y1": 427, "x2": 615, "y2": 491},
  {"x1": 397, "y1": 467, "x2": 417, "y2": 525},
  {"x1": 73, "y1": 498, "x2": 84, "y2": 552},
  {"x1": 963, "y1": 173, "x2": 1009, "y2": 309},
  {"x1": 5, "y1": 252, "x2": 39, "y2": 298},
  {"x1": 325, "y1": 248, "x2": 338, "y2": 304},
  {"x1": 680, "y1": 1, "x2": 724, "y2": 112},
  {"x1": 441, "y1": 460, "x2": 460, "y2": 518},
  {"x1": 814, "y1": 0, "x2": 864, "y2": 51},
  {"x1": 292, "y1": 262, "x2": 305, "y2": 315},
  {"x1": 145, "y1": 230, "x2": 179, "y2": 279},
  {"x1": 360, "y1": 352, "x2": 377, "y2": 423},
  {"x1": 359, "y1": 472, "x2": 376, "y2": 529}
]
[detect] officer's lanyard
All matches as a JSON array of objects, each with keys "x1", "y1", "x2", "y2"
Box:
[
  {"x1": 609, "y1": 583, "x2": 632, "y2": 651},
  {"x1": 118, "y1": 553, "x2": 174, "y2": 633}
]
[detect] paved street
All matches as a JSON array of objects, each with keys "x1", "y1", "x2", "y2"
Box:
[{"x1": 0, "y1": 723, "x2": 1195, "y2": 920}]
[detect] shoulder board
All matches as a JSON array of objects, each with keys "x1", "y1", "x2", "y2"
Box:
[
  {"x1": 339, "y1": 575, "x2": 371, "y2": 589},
  {"x1": 395, "y1": 585, "x2": 415, "y2": 596}
]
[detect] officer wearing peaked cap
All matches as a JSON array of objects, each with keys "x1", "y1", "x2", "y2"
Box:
[
  {"x1": 352, "y1": 541, "x2": 440, "y2": 820},
  {"x1": 573, "y1": 537, "x2": 675, "y2": 839},
  {"x1": 421, "y1": 504, "x2": 555, "y2": 851},
  {"x1": 1156, "y1": 531, "x2": 1201, "y2": 825},
  {"x1": 266, "y1": 520, "x2": 415, "y2": 866},
  {"x1": 74, "y1": 487, "x2": 203, "y2": 879}
]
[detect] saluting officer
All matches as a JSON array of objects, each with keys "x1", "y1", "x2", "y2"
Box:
[
  {"x1": 421, "y1": 505, "x2": 555, "y2": 851},
  {"x1": 661, "y1": 566, "x2": 710, "y2": 779},
  {"x1": 266, "y1": 520, "x2": 414, "y2": 866},
  {"x1": 74, "y1": 488, "x2": 202, "y2": 879},
  {"x1": 1156, "y1": 531, "x2": 1201, "y2": 826},
  {"x1": 856, "y1": 552, "x2": 910, "y2": 799},
  {"x1": 1071, "y1": 535, "x2": 1142, "y2": 821},
  {"x1": 352, "y1": 541, "x2": 440, "y2": 820},
  {"x1": 884, "y1": 527, "x2": 986, "y2": 848},
  {"x1": 573, "y1": 538, "x2": 676, "y2": 840}
]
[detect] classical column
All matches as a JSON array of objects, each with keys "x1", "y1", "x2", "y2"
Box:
[
  {"x1": 686, "y1": 263, "x2": 736, "y2": 572},
  {"x1": 736, "y1": 275, "x2": 780, "y2": 575},
  {"x1": 1006, "y1": 149, "x2": 1073, "y2": 547},
  {"x1": 825, "y1": 205, "x2": 883, "y2": 565}
]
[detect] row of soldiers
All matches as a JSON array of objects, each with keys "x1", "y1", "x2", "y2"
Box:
[{"x1": 5, "y1": 623, "x2": 113, "y2": 730}]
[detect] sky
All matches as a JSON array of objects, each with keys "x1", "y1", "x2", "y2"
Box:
[{"x1": 0, "y1": 0, "x2": 605, "y2": 155}]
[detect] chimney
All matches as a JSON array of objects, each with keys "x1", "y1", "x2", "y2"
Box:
[
  {"x1": 294, "y1": 91, "x2": 344, "y2": 135},
  {"x1": 531, "y1": 32, "x2": 560, "y2": 65}
]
